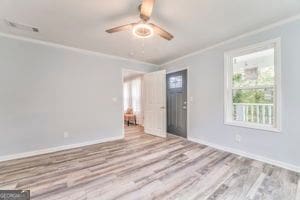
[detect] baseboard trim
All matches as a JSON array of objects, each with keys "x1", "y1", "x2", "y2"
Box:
[
  {"x1": 188, "y1": 136, "x2": 300, "y2": 173},
  {"x1": 0, "y1": 135, "x2": 124, "y2": 162}
]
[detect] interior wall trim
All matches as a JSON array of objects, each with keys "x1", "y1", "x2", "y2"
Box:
[
  {"x1": 0, "y1": 32, "x2": 157, "y2": 67},
  {"x1": 0, "y1": 135, "x2": 124, "y2": 163},
  {"x1": 161, "y1": 14, "x2": 300, "y2": 66},
  {"x1": 188, "y1": 136, "x2": 300, "y2": 173}
]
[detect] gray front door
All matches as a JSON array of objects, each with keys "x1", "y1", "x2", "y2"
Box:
[{"x1": 167, "y1": 70, "x2": 187, "y2": 138}]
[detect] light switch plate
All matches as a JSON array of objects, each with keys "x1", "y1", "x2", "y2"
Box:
[
  {"x1": 112, "y1": 97, "x2": 118, "y2": 102},
  {"x1": 235, "y1": 134, "x2": 242, "y2": 143},
  {"x1": 64, "y1": 132, "x2": 69, "y2": 138}
]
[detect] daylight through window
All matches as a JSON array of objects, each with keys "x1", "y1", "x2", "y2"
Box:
[{"x1": 224, "y1": 39, "x2": 281, "y2": 131}]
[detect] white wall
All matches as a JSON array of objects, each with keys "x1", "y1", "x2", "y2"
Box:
[
  {"x1": 0, "y1": 34, "x2": 158, "y2": 157},
  {"x1": 162, "y1": 19, "x2": 300, "y2": 169}
]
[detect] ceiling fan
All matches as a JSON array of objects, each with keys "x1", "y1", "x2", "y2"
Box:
[{"x1": 105, "y1": 0, "x2": 174, "y2": 41}]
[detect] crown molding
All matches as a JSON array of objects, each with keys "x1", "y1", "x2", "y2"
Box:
[
  {"x1": 2, "y1": 13, "x2": 300, "y2": 68},
  {"x1": 161, "y1": 14, "x2": 300, "y2": 67},
  {"x1": 0, "y1": 32, "x2": 158, "y2": 67}
]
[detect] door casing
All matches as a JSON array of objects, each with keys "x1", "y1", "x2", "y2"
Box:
[{"x1": 121, "y1": 67, "x2": 189, "y2": 139}]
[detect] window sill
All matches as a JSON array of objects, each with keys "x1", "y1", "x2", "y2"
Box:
[{"x1": 224, "y1": 120, "x2": 281, "y2": 133}]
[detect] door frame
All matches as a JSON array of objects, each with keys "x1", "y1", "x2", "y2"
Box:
[
  {"x1": 121, "y1": 68, "x2": 146, "y2": 138},
  {"x1": 121, "y1": 67, "x2": 189, "y2": 139},
  {"x1": 166, "y1": 67, "x2": 190, "y2": 138}
]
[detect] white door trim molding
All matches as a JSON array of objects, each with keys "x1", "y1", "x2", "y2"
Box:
[
  {"x1": 0, "y1": 136, "x2": 123, "y2": 163},
  {"x1": 188, "y1": 136, "x2": 300, "y2": 173}
]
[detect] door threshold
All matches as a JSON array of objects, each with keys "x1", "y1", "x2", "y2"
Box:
[{"x1": 167, "y1": 132, "x2": 187, "y2": 139}]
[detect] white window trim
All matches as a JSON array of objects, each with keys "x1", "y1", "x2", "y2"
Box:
[{"x1": 224, "y1": 38, "x2": 282, "y2": 132}]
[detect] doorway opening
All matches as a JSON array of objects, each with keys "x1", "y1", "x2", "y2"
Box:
[
  {"x1": 166, "y1": 69, "x2": 188, "y2": 138},
  {"x1": 122, "y1": 69, "x2": 168, "y2": 139},
  {"x1": 122, "y1": 69, "x2": 145, "y2": 137}
]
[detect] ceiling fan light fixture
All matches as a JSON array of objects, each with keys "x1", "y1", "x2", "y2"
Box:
[
  {"x1": 106, "y1": 0, "x2": 173, "y2": 40},
  {"x1": 132, "y1": 23, "x2": 153, "y2": 38}
]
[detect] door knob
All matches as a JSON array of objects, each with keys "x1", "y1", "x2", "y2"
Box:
[{"x1": 160, "y1": 106, "x2": 165, "y2": 109}]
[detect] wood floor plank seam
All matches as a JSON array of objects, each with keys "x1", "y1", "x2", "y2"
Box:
[{"x1": 0, "y1": 125, "x2": 299, "y2": 200}]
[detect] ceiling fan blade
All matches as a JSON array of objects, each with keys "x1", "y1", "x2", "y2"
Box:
[
  {"x1": 140, "y1": 0, "x2": 155, "y2": 21},
  {"x1": 106, "y1": 23, "x2": 135, "y2": 33},
  {"x1": 150, "y1": 23, "x2": 174, "y2": 40}
]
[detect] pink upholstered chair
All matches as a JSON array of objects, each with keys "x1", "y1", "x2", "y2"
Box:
[{"x1": 124, "y1": 108, "x2": 136, "y2": 126}]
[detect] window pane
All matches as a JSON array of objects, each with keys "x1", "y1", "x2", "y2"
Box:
[
  {"x1": 231, "y1": 48, "x2": 275, "y2": 126},
  {"x1": 232, "y1": 88, "x2": 274, "y2": 104},
  {"x1": 232, "y1": 48, "x2": 275, "y2": 88},
  {"x1": 169, "y1": 76, "x2": 182, "y2": 89},
  {"x1": 123, "y1": 82, "x2": 130, "y2": 111},
  {"x1": 225, "y1": 40, "x2": 281, "y2": 131},
  {"x1": 232, "y1": 88, "x2": 274, "y2": 125},
  {"x1": 131, "y1": 78, "x2": 142, "y2": 113}
]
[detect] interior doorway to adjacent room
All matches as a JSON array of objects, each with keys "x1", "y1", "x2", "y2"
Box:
[
  {"x1": 122, "y1": 69, "x2": 145, "y2": 128},
  {"x1": 122, "y1": 69, "x2": 167, "y2": 138}
]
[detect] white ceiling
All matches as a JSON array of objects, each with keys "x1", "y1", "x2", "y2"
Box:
[{"x1": 1, "y1": 0, "x2": 300, "y2": 65}]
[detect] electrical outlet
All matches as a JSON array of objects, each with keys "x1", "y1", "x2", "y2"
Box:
[
  {"x1": 235, "y1": 134, "x2": 241, "y2": 143},
  {"x1": 64, "y1": 132, "x2": 69, "y2": 138}
]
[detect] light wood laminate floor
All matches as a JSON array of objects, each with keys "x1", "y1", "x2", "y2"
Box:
[{"x1": 0, "y1": 126, "x2": 299, "y2": 200}]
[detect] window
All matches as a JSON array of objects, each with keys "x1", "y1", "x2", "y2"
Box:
[
  {"x1": 169, "y1": 76, "x2": 182, "y2": 89},
  {"x1": 123, "y1": 77, "x2": 143, "y2": 124},
  {"x1": 123, "y1": 82, "x2": 130, "y2": 112},
  {"x1": 224, "y1": 39, "x2": 281, "y2": 132},
  {"x1": 131, "y1": 78, "x2": 142, "y2": 114}
]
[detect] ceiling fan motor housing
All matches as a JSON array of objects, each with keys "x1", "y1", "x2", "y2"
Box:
[{"x1": 132, "y1": 23, "x2": 154, "y2": 38}]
